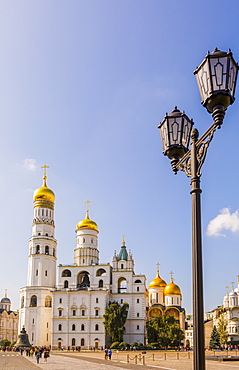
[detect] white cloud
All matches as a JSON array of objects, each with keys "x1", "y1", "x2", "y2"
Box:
[
  {"x1": 22, "y1": 159, "x2": 37, "y2": 172},
  {"x1": 207, "y1": 208, "x2": 239, "y2": 237}
]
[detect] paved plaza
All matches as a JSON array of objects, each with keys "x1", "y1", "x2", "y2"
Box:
[
  {"x1": 13, "y1": 351, "x2": 239, "y2": 370},
  {"x1": 1, "y1": 351, "x2": 239, "y2": 370}
]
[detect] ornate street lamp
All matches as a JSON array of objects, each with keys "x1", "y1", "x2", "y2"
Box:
[{"x1": 158, "y1": 49, "x2": 238, "y2": 370}]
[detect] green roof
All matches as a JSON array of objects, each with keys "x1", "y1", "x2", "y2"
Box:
[{"x1": 117, "y1": 245, "x2": 128, "y2": 261}]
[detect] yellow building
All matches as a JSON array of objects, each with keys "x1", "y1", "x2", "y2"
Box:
[
  {"x1": 147, "y1": 267, "x2": 185, "y2": 337},
  {"x1": 0, "y1": 292, "x2": 18, "y2": 344}
]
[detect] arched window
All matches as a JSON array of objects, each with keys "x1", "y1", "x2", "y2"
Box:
[
  {"x1": 62, "y1": 269, "x2": 71, "y2": 277},
  {"x1": 81, "y1": 324, "x2": 85, "y2": 331},
  {"x1": 72, "y1": 338, "x2": 75, "y2": 346},
  {"x1": 58, "y1": 324, "x2": 62, "y2": 331},
  {"x1": 96, "y1": 269, "x2": 106, "y2": 276},
  {"x1": 21, "y1": 296, "x2": 24, "y2": 308},
  {"x1": 45, "y1": 246, "x2": 49, "y2": 255},
  {"x1": 30, "y1": 295, "x2": 37, "y2": 307},
  {"x1": 45, "y1": 296, "x2": 52, "y2": 307},
  {"x1": 64, "y1": 280, "x2": 69, "y2": 288},
  {"x1": 72, "y1": 324, "x2": 76, "y2": 331},
  {"x1": 121, "y1": 264, "x2": 124, "y2": 269},
  {"x1": 36, "y1": 245, "x2": 40, "y2": 254},
  {"x1": 81, "y1": 338, "x2": 85, "y2": 346},
  {"x1": 98, "y1": 280, "x2": 103, "y2": 288},
  {"x1": 137, "y1": 287, "x2": 139, "y2": 292},
  {"x1": 118, "y1": 277, "x2": 127, "y2": 293},
  {"x1": 95, "y1": 324, "x2": 99, "y2": 331},
  {"x1": 53, "y1": 249, "x2": 55, "y2": 257},
  {"x1": 134, "y1": 279, "x2": 142, "y2": 283}
]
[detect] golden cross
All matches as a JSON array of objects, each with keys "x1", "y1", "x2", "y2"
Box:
[
  {"x1": 85, "y1": 200, "x2": 91, "y2": 212},
  {"x1": 170, "y1": 271, "x2": 174, "y2": 283},
  {"x1": 41, "y1": 165, "x2": 49, "y2": 177},
  {"x1": 226, "y1": 286, "x2": 229, "y2": 294},
  {"x1": 231, "y1": 282, "x2": 235, "y2": 291},
  {"x1": 156, "y1": 263, "x2": 160, "y2": 275},
  {"x1": 237, "y1": 275, "x2": 239, "y2": 284},
  {"x1": 4, "y1": 289, "x2": 7, "y2": 298},
  {"x1": 122, "y1": 235, "x2": 126, "y2": 244}
]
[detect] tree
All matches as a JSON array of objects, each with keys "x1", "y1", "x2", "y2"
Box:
[
  {"x1": 103, "y1": 301, "x2": 129, "y2": 343},
  {"x1": 146, "y1": 315, "x2": 184, "y2": 348},
  {"x1": 209, "y1": 326, "x2": 220, "y2": 349},
  {"x1": 0, "y1": 339, "x2": 11, "y2": 347},
  {"x1": 217, "y1": 314, "x2": 228, "y2": 346}
]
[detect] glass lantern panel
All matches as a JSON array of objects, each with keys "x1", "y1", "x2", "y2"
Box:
[
  {"x1": 160, "y1": 120, "x2": 169, "y2": 152},
  {"x1": 228, "y1": 58, "x2": 237, "y2": 96},
  {"x1": 210, "y1": 57, "x2": 227, "y2": 91},
  {"x1": 182, "y1": 119, "x2": 192, "y2": 148},
  {"x1": 168, "y1": 117, "x2": 182, "y2": 146},
  {"x1": 195, "y1": 60, "x2": 210, "y2": 101}
]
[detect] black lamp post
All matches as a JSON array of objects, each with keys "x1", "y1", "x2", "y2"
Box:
[{"x1": 158, "y1": 49, "x2": 238, "y2": 370}]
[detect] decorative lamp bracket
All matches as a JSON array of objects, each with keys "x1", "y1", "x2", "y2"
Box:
[{"x1": 176, "y1": 122, "x2": 218, "y2": 178}]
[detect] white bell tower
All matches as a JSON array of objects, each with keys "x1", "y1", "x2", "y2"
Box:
[{"x1": 18, "y1": 166, "x2": 57, "y2": 346}]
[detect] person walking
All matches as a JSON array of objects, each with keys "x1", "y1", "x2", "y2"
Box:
[
  {"x1": 36, "y1": 350, "x2": 41, "y2": 364},
  {"x1": 104, "y1": 348, "x2": 108, "y2": 359},
  {"x1": 43, "y1": 349, "x2": 49, "y2": 363},
  {"x1": 108, "y1": 349, "x2": 112, "y2": 360}
]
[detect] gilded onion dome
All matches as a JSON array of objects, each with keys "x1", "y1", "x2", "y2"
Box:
[
  {"x1": 76, "y1": 210, "x2": 98, "y2": 232},
  {"x1": 164, "y1": 281, "x2": 181, "y2": 296},
  {"x1": 148, "y1": 272, "x2": 167, "y2": 289},
  {"x1": 33, "y1": 175, "x2": 55, "y2": 203}
]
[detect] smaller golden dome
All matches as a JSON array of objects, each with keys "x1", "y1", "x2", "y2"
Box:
[
  {"x1": 76, "y1": 211, "x2": 98, "y2": 231},
  {"x1": 148, "y1": 273, "x2": 167, "y2": 289},
  {"x1": 33, "y1": 176, "x2": 55, "y2": 203},
  {"x1": 164, "y1": 282, "x2": 181, "y2": 296}
]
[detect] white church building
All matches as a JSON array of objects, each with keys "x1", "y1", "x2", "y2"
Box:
[{"x1": 18, "y1": 170, "x2": 147, "y2": 348}]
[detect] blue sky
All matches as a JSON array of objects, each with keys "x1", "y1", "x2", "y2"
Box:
[{"x1": 1, "y1": 0, "x2": 239, "y2": 315}]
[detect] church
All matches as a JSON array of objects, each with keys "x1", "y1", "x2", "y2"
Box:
[{"x1": 18, "y1": 168, "x2": 185, "y2": 349}]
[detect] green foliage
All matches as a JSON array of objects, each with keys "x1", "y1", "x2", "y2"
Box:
[
  {"x1": 0, "y1": 339, "x2": 11, "y2": 347},
  {"x1": 217, "y1": 315, "x2": 228, "y2": 345},
  {"x1": 103, "y1": 301, "x2": 129, "y2": 343},
  {"x1": 130, "y1": 342, "x2": 143, "y2": 348},
  {"x1": 110, "y1": 341, "x2": 120, "y2": 349},
  {"x1": 146, "y1": 342, "x2": 160, "y2": 349},
  {"x1": 119, "y1": 341, "x2": 129, "y2": 348},
  {"x1": 209, "y1": 326, "x2": 220, "y2": 348},
  {"x1": 146, "y1": 315, "x2": 184, "y2": 348}
]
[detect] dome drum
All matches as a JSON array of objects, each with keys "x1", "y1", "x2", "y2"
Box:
[{"x1": 34, "y1": 200, "x2": 54, "y2": 210}]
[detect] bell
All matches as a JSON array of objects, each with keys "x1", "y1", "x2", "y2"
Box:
[{"x1": 15, "y1": 326, "x2": 32, "y2": 347}]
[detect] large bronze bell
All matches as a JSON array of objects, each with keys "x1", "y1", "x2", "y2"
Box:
[{"x1": 15, "y1": 327, "x2": 32, "y2": 347}]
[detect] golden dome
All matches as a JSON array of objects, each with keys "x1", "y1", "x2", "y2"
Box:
[
  {"x1": 148, "y1": 273, "x2": 167, "y2": 289},
  {"x1": 164, "y1": 282, "x2": 181, "y2": 296},
  {"x1": 76, "y1": 211, "x2": 98, "y2": 232},
  {"x1": 33, "y1": 176, "x2": 55, "y2": 203}
]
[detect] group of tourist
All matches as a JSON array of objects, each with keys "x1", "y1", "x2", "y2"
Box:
[
  {"x1": 3, "y1": 346, "x2": 51, "y2": 363},
  {"x1": 104, "y1": 348, "x2": 113, "y2": 359}
]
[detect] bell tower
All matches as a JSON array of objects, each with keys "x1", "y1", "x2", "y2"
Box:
[
  {"x1": 18, "y1": 166, "x2": 57, "y2": 346},
  {"x1": 74, "y1": 201, "x2": 99, "y2": 266},
  {"x1": 28, "y1": 165, "x2": 57, "y2": 287}
]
